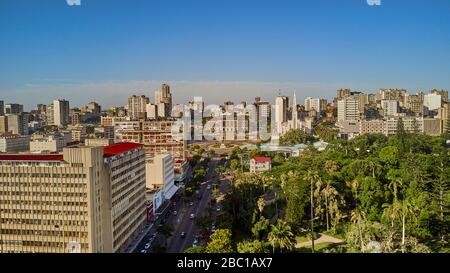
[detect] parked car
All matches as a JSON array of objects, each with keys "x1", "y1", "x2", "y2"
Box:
[
  {"x1": 173, "y1": 211, "x2": 178, "y2": 216},
  {"x1": 141, "y1": 250, "x2": 147, "y2": 253},
  {"x1": 144, "y1": 243, "x2": 151, "y2": 249},
  {"x1": 206, "y1": 185, "x2": 211, "y2": 190},
  {"x1": 180, "y1": 232, "x2": 186, "y2": 238},
  {"x1": 192, "y1": 239, "x2": 198, "y2": 247},
  {"x1": 190, "y1": 213, "x2": 195, "y2": 219}
]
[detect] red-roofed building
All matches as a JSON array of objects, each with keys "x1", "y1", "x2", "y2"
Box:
[
  {"x1": 0, "y1": 142, "x2": 147, "y2": 253},
  {"x1": 250, "y1": 156, "x2": 272, "y2": 173}
]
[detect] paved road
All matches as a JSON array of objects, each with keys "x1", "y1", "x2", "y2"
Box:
[{"x1": 167, "y1": 158, "x2": 220, "y2": 253}]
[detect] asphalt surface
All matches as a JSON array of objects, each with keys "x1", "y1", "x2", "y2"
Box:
[
  {"x1": 131, "y1": 157, "x2": 226, "y2": 253},
  {"x1": 167, "y1": 158, "x2": 220, "y2": 253}
]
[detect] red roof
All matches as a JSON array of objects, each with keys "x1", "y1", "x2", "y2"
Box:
[
  {"x1": 252, "y1": 157, "x2": 272, "y2": 163},
  {"x1": 103, "y1": 142, "x2": 144, "y2": 158},
  {"x1": 0, "y1": 154, "x2": 64, "y2": 161},
  {"x1": 0, "y1": 142, "x2": 143, "y2": 161}
]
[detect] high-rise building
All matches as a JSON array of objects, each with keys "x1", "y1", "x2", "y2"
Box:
[
  {"x1": 275, "y1": 96, "x2": 289, "y2": 133},
  {"x1": 431, "y1": 89, "x2": 448, "y2": 103},
  {"x1": 406, "y1": 94, "x2": 424, "y2": 116},
  {"x1": 304, "y1": 97, "x2": 327, "y2": 112},
  {"x1": 424, "y1": 93, "x2": 442, "y2": 111},
  {"x1": 5, "y1": 103, "x2": 24, "y2": 114},
  {"x1": 337, "y1": 97, "x2": 360, "y2": 121},
  {"x1": 0, "y1": 116, "x2": 8, "y2": 134},
  {"x1": 7, "y1": 114, "x2": 29, "y2": 135},
  {"x1": 114, "y1": 119, "x2": 188, "y2": 182},
  {"x1": 128, "y1": 95, "x2": 149, "y2": 120},
  {"x1": 381, "y1": 100, "x2": 399, "y2": 117},
  {"x1": 0, "y1": 143, "x2": 147, "y2": 253},
  {"x1": 155, "y1": 84, "x2": 173, "y2": 117},
  {"x1": 146, "y1": 154, "x2": 178, "y2": 200},
  {"x1": 0, "y1": 100, "x2": 4, "y2": 116},
  {"x1": 53, "y1": 99, "x2": 70, "y2": 127},
  {"x1": 146, "y1": 104, "x2": 158, "y2": 119}
]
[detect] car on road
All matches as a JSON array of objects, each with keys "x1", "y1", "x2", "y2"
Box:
[
  {"x1": 192, "y1": 239, "x2": 198, "y2": 247},
  {"x1": 141, "y1": 250, "x2": 147, "y2": 253},
  {"x1": 180, "y1": 232, "x2": 186, "y2": 238},
  {"x1": 189, "y1": 202, "x2": 194, "y2": 206},
  {"x1": 190, "y1": 213, "x2": 195, "y2": 219},
  {"x1": 144, "y1": 243, "x2": 151, "y2": 249},
  {"x1": 173, "y1": 211, "x2": 178, "y2": 216},
  {"x1": 206, "y1": 185, "x2": 211, "y2": 190},
  {"x1": 216, "y1": 206, "x2": 221, "y2": 212}
]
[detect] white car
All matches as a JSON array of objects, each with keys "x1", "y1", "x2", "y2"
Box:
[
  {"x1": 207, "y1": 185, "x2": 211, "y2": 190},
  {"x1": 192, "y1": 239, "x2": 198, "y2": 247},
  {"x1": 144, "y1": 243, "x2": 151, "y2": 249},
  {"x1": 190, "y1": 214, "x2": 195, "y2": 219},
  {"x1": 141, "y1": 250, "x2": 147, "y2": 253}
]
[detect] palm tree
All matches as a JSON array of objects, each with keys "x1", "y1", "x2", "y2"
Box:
[
  {"x1": 267, "y1": 220, "x2": 295, "y2": 253},
  {"x1": 350, "y1": 209, "x2": 366, "y2": 251},
  {"x1": 257, "y1": 197, "x2": 266, "y2": 216},
  {"x1": 305, "y1": 170, "x2": 320, "y2": 253},
  {"x1": 383, "y1": 199, "x2": 416, "y2": 253}
]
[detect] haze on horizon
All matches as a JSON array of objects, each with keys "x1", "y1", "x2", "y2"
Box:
[{"x1": 1, "y1": 0, "x2": 450, "y2": 110}]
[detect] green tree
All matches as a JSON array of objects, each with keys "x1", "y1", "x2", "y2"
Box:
[
  {"x1": 206, "y1": 229, "x2": 234, "y2": 253},
  {"x1": 184, "y1": 246, "x2": 206, "y2": 253},
  {"x1": 280, "y1": 129, "x2": 315, "y2": 145},
  {"x1": 267, "y1": 220, "x2": 295, "y2": 253},
  {"x1": 237, "y1": 240, "x2": 269, "y2": 253},
  {"x1": 251, "y1": 217, "x2": 270, "y2": 240}
]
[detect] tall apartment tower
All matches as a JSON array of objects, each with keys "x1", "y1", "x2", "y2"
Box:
[
  {"x1": 305, "y1": 97, "x2": 327, "y2": 112},
  {"x1": 7, "y1": 114, "x2": 29, "y2": 135},
  {"x1": 0, "y1": 100, "x2": 4, "y2": 116},
  {"x1": 5, "y1": 103, "x2": 24, "y2": 114},
  {"x1": 337, "y1": 96, "x2": 360, "y2": 121},
  {"x1": 53, "y1": 99, "x2": 70, "y2": 127},
  {"x1": 155, "y1": 83, "x2": 173, "y2": 117},
  {"x1": 275, "y1": 96, "x2": 289, "y2": 133},
  {"x1": 0, "y1": 142, "x2": 147, "y2": 253},
  {"x1": 128, "y1": 95, "x2": 150, "y2": 120}
]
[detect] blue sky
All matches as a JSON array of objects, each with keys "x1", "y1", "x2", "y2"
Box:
[{"x1": 1, "y1": 0, "x2": 450, "y2": 109}]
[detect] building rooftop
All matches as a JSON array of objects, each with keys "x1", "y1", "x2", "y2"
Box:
[
  {"x1": 0, "y1": 142, "x2": 143, "y2": 161},
  {"x1": 252, "y1": 157, "x2": 272, "y2": 163},
  {"x1": 103, "y1": 142, "x2": 143, "y2": 158}
]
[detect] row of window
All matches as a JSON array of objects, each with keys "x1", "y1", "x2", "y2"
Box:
[
  {"x1": 0, "y1": 209, "x2": 88, "y2": 216},
  {"x1": 0, "y1": 218, "x2": 88, "y2": 226},
  {"x1": 0, "y1": 182, "x2": 87, "y2": 188},
  {"x1": 0, "y1": 240, "x2": 89, "y2": 249},
  {"x1": 0, "y1": 191, "x2": 88, "y2": 198},
  {"x1": 0, "y1": 173, "x2": 87, "y2": 179},
  {"x1": 0, "y1": 201, "x2": 87, "y2": 208},
  {"x1": 1, "y1": 229, "x2": 88, "y2": 238}
]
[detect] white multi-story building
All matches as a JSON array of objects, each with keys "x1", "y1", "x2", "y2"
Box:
[
  {"x1": 424, "y1": 93, "x2": 442, "y2": 111},
  {"x1": 53, "y1": 99, "x2": 70, "y2": 127},
  {"x1": 381, "y1": 100, "x2": 399, "y2": 117},
  {"x1": 30, "y1": 133, "x2": 71, "y2": 153},
  {"x1": 384, "y1": 117, "x2": 424, "y2": 136},
  {"x1": 337, "y1": 97, "x2": 360, "y2": 121},
  {"x1": 128, "y1": 95, "x2": 150, "y2": 120},
  {"x1": 304, "y1": 97, "x2": 327, "y2": 112},
  {"x1": 145, "y1": 154, "x2": 178, "y2": 200},
  {"x1": 146, "y1": 104, "x2": 158, "y2": 119}
]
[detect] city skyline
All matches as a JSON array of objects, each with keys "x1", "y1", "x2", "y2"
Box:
[{"x1": 1, "y1": 0, "x2": 450, "y2": 109}]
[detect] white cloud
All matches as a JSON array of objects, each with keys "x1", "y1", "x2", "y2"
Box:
[{"x1": 66, "y1": 0, "x2": 81, "y2": 6}]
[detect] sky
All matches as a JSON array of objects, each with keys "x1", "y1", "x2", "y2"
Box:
[{"x1": 0, "y1": 0, "x2": 450, "y2": 110}]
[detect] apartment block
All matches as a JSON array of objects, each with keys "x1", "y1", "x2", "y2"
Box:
[
  {"x1": 0, "y1": 134, "x2": 30, "y2": 153},
  {"x1": 337, "y1": 97, "x2": 360, "y2": 121},
  {"x1": 0, "y1": 142, "x2": 146, "y2": 253},
  {"x1": 145, "y1": 154, "x2": 177, "y2": 200}
]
